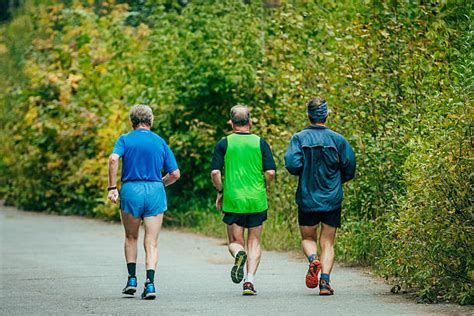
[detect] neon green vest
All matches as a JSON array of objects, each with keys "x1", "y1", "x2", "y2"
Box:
[{"x1": 223, "y1": 133, "x2": 268, "y2": 213}]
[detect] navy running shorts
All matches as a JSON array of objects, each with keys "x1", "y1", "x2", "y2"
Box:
[
  {"x1": 222, "y1": 210, "x2": 267, "y2": 228},
  {"x1": 298, "y1": 208, "x2": 341, "y2": 228}
]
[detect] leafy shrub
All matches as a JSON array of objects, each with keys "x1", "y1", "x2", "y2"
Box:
[{"x1": 0, "y1": 0, "x2": 471, "y2": 304}]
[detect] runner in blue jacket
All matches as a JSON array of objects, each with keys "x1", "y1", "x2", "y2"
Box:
[{"x1": 285, "y1": 97, "x2": 355, "y2": 295}]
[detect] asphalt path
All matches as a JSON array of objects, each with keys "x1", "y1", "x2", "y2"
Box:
[{"x1": 0, "y1": 206, "x2": 470, "y2": 315}]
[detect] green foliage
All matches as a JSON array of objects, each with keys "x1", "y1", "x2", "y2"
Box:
[{"x1": 0, "y1": 0, "x2": 472, "y2": 304}]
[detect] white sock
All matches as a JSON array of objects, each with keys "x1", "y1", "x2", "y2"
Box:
[{"x1": 245, "y1": 273, "x2": 255, "y2": 283}]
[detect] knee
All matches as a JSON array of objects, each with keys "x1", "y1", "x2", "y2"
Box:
[
  {"x1": 125, "y1": 232, "x2": 138, "y2": 242},
  {"x1": 301, "y1": 235, "x2": 315, "y2": 242},
  {"x1": 231, "y1": 238, "x2": 245, "y2": 247}
]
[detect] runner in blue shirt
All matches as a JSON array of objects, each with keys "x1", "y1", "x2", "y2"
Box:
[{"x1": 108, "y1": 104, "x2": 180, "y2": 300}]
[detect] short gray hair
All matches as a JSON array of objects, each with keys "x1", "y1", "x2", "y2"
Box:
[
  {"x1": 129, "y1": 104, "x2": 154, "y2": 128},
  {"x1": 230, "y1": 104, "x2": 250, "y2": 126}
]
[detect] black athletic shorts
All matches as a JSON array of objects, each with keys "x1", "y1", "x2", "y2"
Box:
[
  {"x1": 298, "y1": 208, "x2": 341, "y2": 228},
  {"x1": 222, "y1": 210, "x2": 267, "y2": 228}
]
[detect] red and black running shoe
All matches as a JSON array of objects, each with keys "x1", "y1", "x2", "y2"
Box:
[
  {"x1": 305, "y1": 259, "x2": 321, "y2": 288},
  {"x1": 319, "y1": 280, "x2": 335, "y2": 296},
  {"x1": 242, "y1": 282, "x2": 257, "y2": 296}
]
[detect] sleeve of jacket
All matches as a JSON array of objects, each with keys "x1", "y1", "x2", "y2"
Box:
[
  {"x1": 338, "y1": 137, "x2": 356, "y2": 183},
  {"x1": 284, "y1": 134, "x2": 303, "y2": 176}
]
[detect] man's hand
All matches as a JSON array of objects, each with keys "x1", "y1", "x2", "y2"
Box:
[
  {"x1": 216, "y1": 192, "x2": 223, "y2": 211},
  {"x1": 108, "y1": 189, "x2": 119, "y2": 204},
  {"x1": 108, "y1": 154, "x2": 120, "y2": 204}
]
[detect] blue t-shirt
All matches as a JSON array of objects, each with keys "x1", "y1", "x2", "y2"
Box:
[{"x1": 112, "y1": 128, "x2": 178, "y2": 182}]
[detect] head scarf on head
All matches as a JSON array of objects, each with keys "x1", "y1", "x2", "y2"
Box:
[{"x1": 307, "y1": 101, "x2": 328, "y2": 121}]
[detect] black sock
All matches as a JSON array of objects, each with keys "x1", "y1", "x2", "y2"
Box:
[
  {"x1": 127, "y1": 263, "x2": 136, "y2": 277},
  {"x1": 146, "y1": 269, "x2": 155, "y2": 284}
]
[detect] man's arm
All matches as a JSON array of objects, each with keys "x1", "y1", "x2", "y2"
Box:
[
  {"x1": 162, "y1": 142, "x2": 180, "y2": 187},
  {"x1": 210, "y1": 138, "x2": 227, "y2": 211},
  {"x1": 339, "y1": 138, "x2": 356, "y2": 183},
  {"x1": 108, "y1": 153, "x2": 120, "y2": 203},
  {"x1": 284, "y1": 135, "x2": 303, "y2": 175},
  {"x1": 260, "y1": 138, "x2": 276, "y2": 200},
  {"x1": 264, "y1": 169, "x2": 276, "y2": 197},
  {"x1": 211, "y1": 169, "x2": 223, "y2": 210},
  {"x1": 163, "y1": 169, "x2": 181, "y2": 187},
  {"x1": 211, "y1": 169, "x2": 223, "y2": 191},
  {"x1": 260, "y1": 138, "x2": 276, "y2": 185}
]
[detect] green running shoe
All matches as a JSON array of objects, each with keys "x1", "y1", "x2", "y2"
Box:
[{"x1": 231, "y1": 251, "x2": 247, "y2": 284}]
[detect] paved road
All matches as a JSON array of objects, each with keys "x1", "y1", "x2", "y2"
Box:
[{"x1": 0, "y1": 207, "x2": 470, "y2": 315}]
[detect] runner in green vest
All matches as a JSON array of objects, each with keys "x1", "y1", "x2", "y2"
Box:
[{"x1": 211, "y1": 104, "x2": 276, "y2": 296}]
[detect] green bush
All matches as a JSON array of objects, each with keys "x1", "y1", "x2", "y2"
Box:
[{"x1": 0, "y1": 0, "x2": 472, "y2": 304}]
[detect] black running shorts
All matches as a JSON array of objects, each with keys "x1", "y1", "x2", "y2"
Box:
[
  {"x1": 298, "y1": 208, "x2": 341, "y2": 228},
  {"x1": 222, "y1": 210, "x2": 267, "y2": 228}
]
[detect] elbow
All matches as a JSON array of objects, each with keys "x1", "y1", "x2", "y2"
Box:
[
  {"x1": 170, "y1": 169, "x2": 181, "y2": 181},
  {"x1": 265, "y1": 170, "x2": 276, "y2": 180},
  {"x1": 342, "y1": 173, "x2": 355, "y2": 183},
  {"x1": 108, "y1": 154, "x2": 119, "y2": 166},
  {"x1": 285, "y1": 166, "x2": 300, "y2": 176},
  {"x1": 211, "y1": 169, "x2": 221, "y2": 177}
]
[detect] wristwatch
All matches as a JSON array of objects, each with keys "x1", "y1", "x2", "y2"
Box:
[
  {"x1": 217, "y1": 189, "x2": 223, "y2": 194},
  {"x1": 107, "y1": 186, "x2": 117, "y2": 191}
]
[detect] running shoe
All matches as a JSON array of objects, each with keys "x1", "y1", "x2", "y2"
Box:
[
  {"x1": 319, "y1": 279, "x2": 335, "y2": 295},
  {"x1": 305, "y1": 259, "x2": 321, "y2": 288},
  {"x1": 141, "y1": 282, "x2": 157, "y2": 300},
  {"x1": 231, "y1": 251, "x2": 247, "y2": 284},
  {"x1": 242, "y1": 282, "x2": 257, "y2": 296},
  {"x1": 122, "y1": 276, "x2": 137, "y2": 295}
]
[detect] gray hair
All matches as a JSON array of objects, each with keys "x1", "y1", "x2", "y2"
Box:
[
  {"x1": 230, "y1": 104, "x2": 250, "y2": 126},
  {"x1": 129, "y1": 104, "x2": 154, "y2": 128}
]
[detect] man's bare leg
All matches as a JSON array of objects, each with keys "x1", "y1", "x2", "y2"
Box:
[
  {"x1": 227, "y1": 224, "x2": 245, "y2": 256},
  {"x1": 319, "y1": 223, "x2": 336, "y2": 274},
  {"x1": 121, "y1": 211, "x2": 141, "y2": 267},
  {"x1": 319, "y1": 223, "x2": 336, "y2": 295},
  {"x1": 299, "y1": 224, "x2": 321, "y2": 288},
  {"x1": 120, "y1": 211, "x2": 141, "y2": 295},
  {"x1": 299, "y1": 225, "x2": 318, "y2": 259},
  {"x1": 246, "y1": 225, "x2": 263, "y2": 279},
  {"x1": 143, "y1": 213, "x2": 164, "y2": 284},
  {"x1": 227, "y1": 224, "x2": 247, "y2": 284}
]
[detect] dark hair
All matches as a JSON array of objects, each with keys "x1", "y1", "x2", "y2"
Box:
[{"x1": 307, "y1": 97, "x2": 327, "y2": 124}]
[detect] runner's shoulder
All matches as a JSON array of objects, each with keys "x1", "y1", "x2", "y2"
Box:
[
  {"x1": 325, "y1": 127, "x2": 345, "y2": 139},
  {"x1": 326, "y1": 128, "x2": 351, "y2": 145},
  {"x1": 216, "y1": 136, "x2": 228, "y2": 145},
  {"x1": 296, "y1": 126, "x2": 344, "y2": 140},
  {"x1": 145, "y1": 131, "x2": 171, "y2": 145}
]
